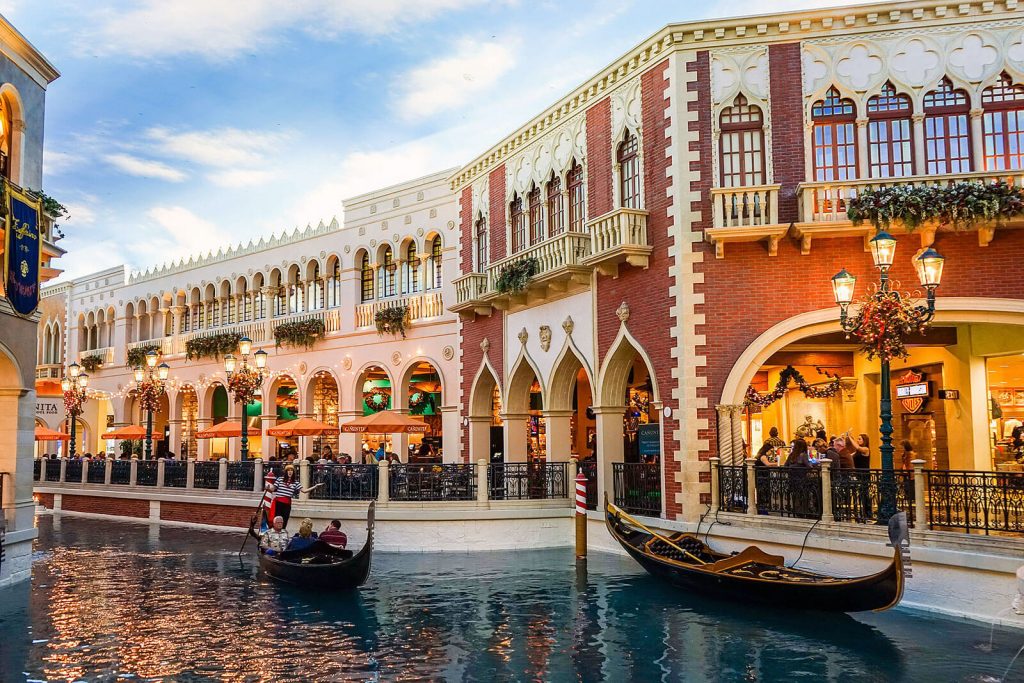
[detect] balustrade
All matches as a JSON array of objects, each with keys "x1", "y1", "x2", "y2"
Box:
[
  {"x1": 164, "y1": 460, "x2": 187, "y2": 488},
  {"x1": 309, "y1": 463, "x2": 379, "y2": 500},
  {"x1": 611, "y1": 463, "x2": 661, "y2": 517},
  {"x1": 136, "y1": 460, "x2": 159, "y2": 487},
  {"x1": 226, "y1": 461, "x2": 256, "y2": 492},
  {"x1": 110, "y1": 460, "x2": 131, "y2": 485},
  {"x1": 389, "y1": 463, "x2": 477, "y2": 501},
  {"x1": 355, "y1": 291, "x2": 444, "y2": 328},
  {"x1": 710, "y1": 185, "x2": 781, "y2": 229},
  {"x1": 487, "y1": 462, "x2": 568, "y2": 500},
  {"x1": 193, "y1": 461, "x2": 220, "y2": 489}
]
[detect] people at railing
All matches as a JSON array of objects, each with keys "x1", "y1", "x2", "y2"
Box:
[{"x1": 853, "y1": 434, "x2": 871, "y2": 469}]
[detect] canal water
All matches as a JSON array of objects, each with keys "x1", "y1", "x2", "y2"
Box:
[{"x1": 0, "y1": 516, "x2": 1022, "y2": 682}]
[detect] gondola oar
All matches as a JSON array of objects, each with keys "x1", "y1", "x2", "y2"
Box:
[
  {"x1": 607, "y1": 496, "x2": 707, "y2": 566},
  {"x1": 239, "y1": 497, "x2": 266, "y2": 555}
]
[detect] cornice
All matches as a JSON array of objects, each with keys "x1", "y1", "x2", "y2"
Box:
[
  {"x1": 448, "y1": 0, "x2": 1022, "y2": 191},
  {"x1": 0, "y1": 13, "x2": 59, "y2": 87}
]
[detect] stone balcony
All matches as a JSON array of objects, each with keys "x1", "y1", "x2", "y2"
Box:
[
  {"x1": 705, "y1": 184, "x2": 788, "y2": 258},
  {"x1": 35, "y1": 363, "x2": 61, "y2": 380},
  {"x1": 583, "y1": 207, "x2": 651, "y2": 277},
  {"x1": 77, "y1": 347, "x2": 115, "y2": 367},
  {"x1": 355, "y1": 291, "x2": 445, "y2": 329}
]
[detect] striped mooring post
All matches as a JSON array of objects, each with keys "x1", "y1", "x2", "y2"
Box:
[{"x1": 575, "y1": 469, "x2": 587, "y2": 561}]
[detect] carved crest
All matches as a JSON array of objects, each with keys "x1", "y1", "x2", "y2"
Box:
[
  {"x1": 481, "y1": 338, "x2": 490, "y2": 354},
  {"x1": 518, "y1": 327, "x2": 529, "y2": 345},
  {"x1": 539, "y1": 325, "x2": 552, "y2": 352},
  {"x1": 616, "y1": 302, "x2": 630, "y2": 323},
  {"x1": 562, "y1": 316, "x2": 574, "y2": 336}
]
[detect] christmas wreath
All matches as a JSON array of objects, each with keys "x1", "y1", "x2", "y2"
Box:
[
  {"x1": 847, "y1": 286, "x2": 927, "y2": 363},
  {"x1": 363, "y1": 387, "x2": 391, "y2": 412},
  {"x1": 744, "y1": 366, "x2": 842, "y2": 408},
  {"x1": 408, "y1": 390, "x2": 435, "y2": 415}
]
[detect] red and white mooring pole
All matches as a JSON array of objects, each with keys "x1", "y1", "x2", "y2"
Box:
[{"x1": 575, "y1": 469, "x2": 587, "y2": 560}]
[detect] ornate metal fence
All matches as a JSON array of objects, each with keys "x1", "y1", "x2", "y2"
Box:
[
  {"x1": 831, "y1": 468, "x2": 915, "y2": 526},
  {"x1": 309, "y1": 464, "x2": 378, "y2": 501},
  {"x1": 390, "y1": 464, "x2": 476, "y2": 501},
  {"x1": 64, "y1": 460, "x2": 82, "y2": 483},
  {"x1": 226, "y1": 462, "x2": 255, "y2": 492},
  {"x1": 718, "y1": 465, "x2": 747, "y2": 513},
  {"x1": 753, "y1": 468, "x2": 822, "y2": 520},
  {"x1": 612, "y1": 463, "x2": 661, "y2": 516},
  {"x1": 164, "y1": 461, "x2": 187, "y2": 488},
  {"x1": 87, "y1": 462, "x2": 107, "y2": 484},
  {"x1": 193, "y1": 461, "x2": 220, "y2": 490},
  {"x1": 110, "y1": 460, "x2": 131, "y2": 485},
  {"x1": 136, "y1": 460, "x2": 158, "y2": 487},
  {"x1": 44, "y1": 459, "x2": 61, "y2": 482},
  {"x1": 926, "y1": 470, "x2": 1024, "y2": 535},
  {"x1": 488, "y1": 462, "x2": 568, "y2": 500}
]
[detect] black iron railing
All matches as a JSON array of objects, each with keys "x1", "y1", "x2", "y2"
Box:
[
  {"x1": 578, "y1": 460, "x2": 597, "y2": 510},
  {"x1": 44, "y1": 459, "x2": 61, "y2": 482},
  {"x1": 754, "y1": 468, "x2": 822, "y2": 520},
  {"x1": 390, "y1": 464, "x2": 476, "y2": 501},
  {"x1": 164, "y1": 461, "x2": 187, "y2": 488},
  {"x1": 612, "y1": 463, "x2": 661, "y2": 516},
  {"x1": 926, "y1": 470, "x2": 1024, "y2": 535},
  {"x1": 718, "y1": 465, "x2": 747, "y2": 513},
  {"x1": 832, "y1": 468, "x2": 915, "y2": 526},
  {"x1": 33, "y1": 459, "x2": 41, "y2": 481},
  {"x1": 110, "y1": 460, "x2": 131, "y2": 485},
  {"x1": 488, "y1": 462, "x2": 568, "y2": 500},
  {"x1": 193, "y1": 461, "x2": 220, "y2": 489},
  {"x1": 226, "y1": 462, "x2": 255, "y2": 492},
  {"x1": 64, "y1": 460, "x2": 82, "y2": 483},
  {"x1": 87, "y1": 462, "x2": 107, "y2": 484},
  {"x1": 309, "y1": 464, "x2": 378, "y2": 500},
  {"x1": 136, "y1": 460, "x2": 158, "y2": 487}
]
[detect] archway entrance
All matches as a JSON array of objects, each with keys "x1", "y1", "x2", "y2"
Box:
[
  {"x1": 179, "y1": 386, "x2": 198, "y2": 459},
  {"x1": 505, "y1": 357, "x2": 543, "y2": 463},
  {"x1": 309, "y1": 371, "x2": 339, "y2": 460},
  {"x1": 271, "y1": 375, "x2": 299, "y2": 460},
  {"x1": 357, "y1": 365, "x2": 392, "y2": 460},
  {"x1": 404, "y1": 361, "x2": 442, "y2": 462},
  {"x1": 548, "y1": 349, "x2": 595, "y2": 463},
  {"x1": 467, "y1": 365, "x2": 502, "y2": 463}
]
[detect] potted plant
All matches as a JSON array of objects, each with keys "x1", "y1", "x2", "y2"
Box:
[
  {"x1": 126, "y1": 344, "x2": 161, "y2": 368},
  {"x1": 494, "y1": 256, "x2": 539, "y2": 294},
  {"x1": 79, "y1": 354, "x2": 104, "y2": 373},
  {"x1": 274, "y1": 318, "x2": 326, "y2": 349},
  {"x1": 185, "y1": 332, "x2": 242, "y2": 361},
  {"x1": 375, "y1": 305, "x2": 410, "y2": 339}
]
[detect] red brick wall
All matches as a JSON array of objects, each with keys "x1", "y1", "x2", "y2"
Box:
[
  {"x1": 489, "y1": 165, "x2": 507, "y2": 262},
  {"x1": 35, "y1": 492, "x2": 54, "y2": 508},
  {"x1": 161, "y1": 501, "x2": 252, "y2": 528},
  {"x1": 61, "y1": 494, "x2": 149, "y2": 518},
  {"x1": 459, "y1": 312, "x2": 504, "y2": 462},
  {"x1": 768, "y1": 42, "x2": 805, "y2": 224},
  {"x1": 460, "y1": 185, "x2": 474, "y2": 272},
  {"x1": 593, "y1": 59, "x2": 682, "y2": 518},
  {"x1": 586, "y1": 98, "x2": 613, "y2": 219}
]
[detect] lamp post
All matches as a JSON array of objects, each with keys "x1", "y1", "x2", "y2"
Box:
[
  {"x1": 224, "y1": 336, "x2": 268, "y2": 460},
  {"x1": 832, "y1": 233, "x2": 945, "y2": 522},
  {"x1": 61, "y1": 363, "x2": 88, "y2": 458},
  {"x1": 132, "y1": 349, "x2": 169, "y2": 460}
]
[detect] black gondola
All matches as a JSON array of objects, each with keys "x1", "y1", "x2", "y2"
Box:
[
  {"x1": 250, "y1": 502, "x2": 374, "y2": 590},
  {"x1": 605, "y1": 497, "x2": 907, "y2": 613}
]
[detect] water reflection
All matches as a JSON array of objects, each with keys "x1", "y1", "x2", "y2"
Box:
[{"x1": 0, "y1": 515, "x2": 1020, "y2": 681}]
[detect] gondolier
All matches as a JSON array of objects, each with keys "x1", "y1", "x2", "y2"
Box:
[{"x1": 269, "y1": 464, "x2": 321, "y2": 527}]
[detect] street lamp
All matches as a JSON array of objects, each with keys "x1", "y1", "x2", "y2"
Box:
[
  {"x1": 61, "y1": 365, "x2": 88, "y2": 458},
  {"x1": 132, "y1": 350, "x2": 169, "y2": 459},
  {"x1": 224, "y1": 336, "x2": 268, "y2": 460},
  {"x1": 832, "y1": 237, "x2": 945, "y2": 522}
]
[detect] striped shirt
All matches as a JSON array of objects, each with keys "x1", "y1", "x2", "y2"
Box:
[{"x1": 274, "y1": 480, "x2": 301, "y2": 501}]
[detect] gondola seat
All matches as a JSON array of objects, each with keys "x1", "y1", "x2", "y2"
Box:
[{"x1": 707, "y1": 546, "x2": 785, "y2": 573}]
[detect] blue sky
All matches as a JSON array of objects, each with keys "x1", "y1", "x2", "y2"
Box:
[{"x1": 6, "y1": 0, "x2": 851, "y2": 280}]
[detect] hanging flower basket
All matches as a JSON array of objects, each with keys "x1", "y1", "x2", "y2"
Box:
[
  {"x1": 847, "y1": 285, "x2": 927, "y2": 363},
  {"x1": 495, "y1": 256, "x2": 539, "y2": 294},
  {"x1": 64, "y1": 390, "x2": 85, "y2": 417},
  {"x1": 79, "y1": 354, "x2": 104, "y2": 373},
  {"x1": 274, "y1": 318, "x2": 325, "y2": 349},
  {"x1": 136, "y1": 381, "x2": 165, "y2": 413},
  {"x1": 186, "y1": 332, "x2": 242, "y2": 361},
  {"x1": 126, "y1": 344, "x2": 161, "y2": 368},
  {"x1": 228, "y1": 366, "x2": 262, "y2": 405},
  {"x1": 846, "y1": 181, "x2": 1024, "y2": 231},
  {"x1": 744, "y1": 365, "x2": 842, "y2": 408},
  {"x1": 375, "y1": 305, "x2": 410, "y2": 339}
]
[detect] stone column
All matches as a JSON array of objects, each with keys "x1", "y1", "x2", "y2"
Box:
[
  {"x1": 338, "y1": 410, "x2": 362, "y2": 461},
  {"x1": 377, "y1": 460, "x2": 389, "y2": 504},
  {"x1": 855, "y1": 117, "x2": 870, "y2": 178},
  {"x1": 729, "y1": 405, "x2": 745, "y2": 465},
  {"x1": 186, "y1": 458, "x2": 195, "y2": 489},
  {"x1": 745, "y1": 457, "x2": 757, "y2": 516},
  {"x1": 196, "y1": 417, "x2": 212, "y2": 460},
  {"x1": 104, "y1": 458, "x2": 113, "y2": 484},
  {"x1": 476, "y1": 459, "x2": 488, "y2": 502},
  {"x1": 911, "y1": 459, "x2": 927, "y2": 530},
  {"x1": 592, "y1": 405, "x2": 626, "y2": 508},
  {"x1": 709, "y1": 456, "x2": 721, "y2": 514},
  {"x1": 218, "y1": 458, "x2": 228, "y2": 492},
  {"x1": 439, "y1": 405, "x2": 460, "y2": 463},
  {"x1": 468, "y1": 416, "x2": 491, "y2": 464},
  {"x1": 543, "y1": 409, "x2": 574, "y2": 462},
  {"x1": 820, "y1": 458, "x2": 834, "y2": 523},
  {"x1": 157, "y1": 458, "x2": 166, "y2": 488},
  {"x1": 969, "y1": 108, "x2": 985, "y2": 173},
  {"x1": 911, "y1": 113, "x2": 926, "y2": 176},
  {"x1": 167, "y1": 419, "x2": 183, "y2": 458},
  {"x1": 81, "y1": 459, "x2": 89, "y2": 484},
  {"x1": 261, "y1": 412, "x2": 277, "y2": 461},
  {"x1": 299, "y1": 458, "x2": 310, "y2": 501},
  {"x1": 129, "y1": 456, "x2": 138, "y2": 486},
  {"x1": 715, "y1": 404, "x2": 734, "y2": 466},
  {"x1": 500, "y1": 412, "x2": 530, "y2": 463},
  {"x1": 58, "y1": 457, "x2": 67, "y2": 483},
  {"x1": 253, "y1": 458, "x2": 264, "y2": 493}
]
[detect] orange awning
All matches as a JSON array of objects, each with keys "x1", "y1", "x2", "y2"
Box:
[
  {"x1": 101, "y1": 425, "x2": 164, "y2": 440},
  {"x1": 195, "y1": 421, "x2": 242, "y2": 439},
  {"x1": 267, "y1": 417, "x2": 339, "y2": 437},
  {"x1": 35, "y1": 425, "x2": 71, "y2": 441},
  {"x1": 340, "y1": 410, "x2": 428, "y2": 434}
]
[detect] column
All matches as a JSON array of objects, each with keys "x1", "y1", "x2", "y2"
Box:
[
  {"x1": 729, "y1": 405, "x2": 745, "y2": 465},
  {"x1": 167, "y1": 419, "x2": 182, "y2": 458},
  {"x1": 592, "y1": 405, "x2": 625, "y2": 506},
  {"x1": 709, "y1": 456, "x2": 721, "y2": 514},
  {"x1": 911, "y1": 459, "x2": 927, "y2": 529},
  {"x1": 715, "y1": 404, "x2": 734, "y2": 466},
  {"x1": 501, "y1": 412, "x2": 530, "y2": 463},
  {"x1": 196, "y1": 417, "x2": 212, "y2": 460},
  {"x1": 855, "y1": 117, "x2": 869, "y2": 178},
  {"x1": 819, "y1": 458, "x2": 834, "y2": 523},
  {"x1": 338, "y1": 410, "x2": 362, "y2": 462},
  {"x1": 745, "y1": 457, "x2": 757, "y2": 516},
  {"x1": 439, "y1": 405, "x2": 460, "y2": 463},
  {"x1": 911, "y1": 113, "x2": 926, "y2": 176},
  {"x1": 543, "y1": 409, "x2": 574, "y2": 462},
  {"x1": 468, "y1": 416, "x2": 491, "y2": 464},
  {"x1": 261, "y1": 412, "x2": 277, "y2": 461},
  {"x1": 969, "y1": 108, "x2": 985, "y2": 174},
  {"x1": 476, "y1": 459, "x2": 488, "y2": 502},
  {"x1": 377, "y1": 460, "x2": 389, "y2": 504},
  {"x1": 227, "y1": 401, "x2": 242, "y2": 461}
]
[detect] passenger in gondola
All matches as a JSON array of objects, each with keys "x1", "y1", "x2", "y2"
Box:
[
  {"x1": 286, "y1": 518, "x2": 319, "y2": 552},
  {"x1": 257, "y1": 515, "x2": 290, "y2": 554},
  {"x1": 320, "y1": 519, "x2": 348, "y2": 548}
]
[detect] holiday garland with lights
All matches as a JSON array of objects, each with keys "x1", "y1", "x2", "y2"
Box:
[
  {"x1": 136, "y1": 380, "x2": 165, "y2": 413},
  {"x1": 228, "y1": 366, "x2": 263, "y2": 405},
  {"x1": 846, "y1": 284, "x2": 927, "y2": 363},
  {"x1": 63, "y1": 388, "x2": 85, "y2": 416},
  {"x1": 744, "y1": 366, "x2": 842, "y2": 408}
]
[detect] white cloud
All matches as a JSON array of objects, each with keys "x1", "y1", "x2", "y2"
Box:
[
  {"x1": 43, "y1": 149, "x2": 83, "y2": 177},
  {"x1": 61, "y1": 202, "x2": 96, "y2": 225},
  {"x1": 104, "y1": 153, "x2": 187, "y2": 182},
  {"x1": 208, "y1": 169, "x2": 276, "y2": 188},
  {"x1": 397, "y1": 38, "x2": 518, "y2": 120},
  {"x1": 146, "y1": 126, "x2": 287, "y2": 169},
  {"x1": 137, "y1": 205, "x2": 232, "y2": 262},
  {"x1": 82, "y1": 0, "x2": 499, "y2": 61}
]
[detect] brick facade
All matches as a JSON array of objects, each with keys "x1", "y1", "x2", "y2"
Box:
[
  {"x1": 585, "y1": 98, "x2": 613, "y2": 219},
  {"x1": 489, "y1": 165, "x2": 507, "y2": 262},
  {"x1": 768, "y1": 42, "x2": 805, "y2": 225},
  {"x1": 460, "y1": 186, "x2": 474, "y2": 272},
  {"x1": 459, "y1": 311, "x2": 504, "y2": 461},
  {"x1": 161, "y1": 501, "x2": 252, "y2": 528},
  {"x1": 61, "y1": 494, "x2": 149, "y2": 518}
]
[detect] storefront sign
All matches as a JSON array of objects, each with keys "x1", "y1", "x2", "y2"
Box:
[
  {"x1": 895, "y1": 370, "x2": 929, "y2": 414},
  {"x1": 638, "y1": 423, "x2": 661, "y2": 457},
  {"x1": 938, "y1": 389, "x2": 959, "y2": 400},
  {"x1": 3, "y1": 183, "x2": 42, "y2": 316}
]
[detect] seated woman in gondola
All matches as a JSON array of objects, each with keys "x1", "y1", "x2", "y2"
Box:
[{"x1": 286, "y1": 518, "x2": 319, "y2": 552}]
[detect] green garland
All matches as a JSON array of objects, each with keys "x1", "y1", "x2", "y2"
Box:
[
  {"x1": 185, "y1": 332, "x2": 241, "y2": 361},
  {"x1": 274, "y1": 318, "x2": 325, "y2": 349},
  {"x1": 126, "y1": 344, "x2": 161, "y2": 368},
  {"x1": 495, "y1": 256, "x2": 539, "y2": 294},
  {"x1": 375, "y1": 305, "x2": 409, "y2": 339},
  {"x1": 79, "y1": 354, "x2": 104, "y2": 373},
  {"x1": 847, "y1": 181, "x2": 1024, "y2": 231},
  {"x1": 744, "y1": 366, "x2": 842, "y2": 408}
]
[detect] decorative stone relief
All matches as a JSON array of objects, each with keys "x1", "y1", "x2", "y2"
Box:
[
  {"x1": 344, "y1": 245, "x2": 351, "y2": 253},
  {"x1": 711, "y1": 47, "x2": 769, "y2": 105},
  {"x1": 835, "y1": 43, "x2": 884, "y2": 91},
  {"x1": 404, "y1": 215, "x2": 412, "y2": 224},
  {"x1": 299, "y1": 362, "x2": 307, "y2": 374},
  {"x1": 342, "y1": 357, "x2": 352, "y2": 371},
  {"x1": 370, "y1": 239, "x2": 377, "y2": 248},
  {"x1": 392, "y1": 198, "x2": 400, "y2": 208},
  {"x1": 447, "y1": 220, "x2": 455, "y2": 230},
  {"x1": 381, "y1": 220, "x2": 388, "y2": 230},
  {"x1": 358, "y1": 227, "x2": 365, "y2": 236},
  {"x1": 319, "y1": 251, "x2": 326, "y2": 259},
  {"x1": 505, "y1": 111, "x2": 587, "y2": 199},
  {"x1": 562, "y1": 316, "x2": 574, "y2": 336},
  {"x1": 391, "y1": 351, "x2": 402, "y2": 366},
  {"x1": 416, "y1": 228, "x2": 424, "y2": 236},
  {"x1": 370, "y1": 205, "x2": 377, "y2": 214},
  {"x1": 417, "y1": 191, "x2": 424, "y2": 201},
  {"x1": 442, "y1": 345, "x2": 455, "y2": 361},
  {"x1": 616, "y1": 302, "x2": 630, "y2": 324},
  {"x1": 392, "y1": 234, "x2": 400, "y2": 243},
  {"x1": 948, "y1": 31, "x2": 1000, "y2": 82},
  {"x1": 890, "y1": 37, "x2": 942, "y2": 87},
  {"x1": 518, "y1": 328, "x2": 528, "y2": 345},
  {"x1": 471, "y1": 176, "x2": 489, "y2": 220},
  {"x1": 1008, "y1": 29, "x2": 1024, "y2": 72},
  {"x1": 481, "y1": 338, "x2": 490, "y2": 354},
  {"x1": 611, "y1": 77, "x2": 642, "y2": 141},
  {"x1": 430, "y1": 208, "x2": 438, "y2": 219},
  {"x1": 539, "y1": 326, "x2": 552, "y2": 352}
]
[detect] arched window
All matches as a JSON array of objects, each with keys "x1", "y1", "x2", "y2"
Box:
[
  {"x1": 360, "y1": 253, "x2": 374, "y2": 302},
  {"x1": 0, "y1": 96, "x2": 11, "y2": 180},
  {"x1": 982, "y1": 72, "x2": 1024, "y2": 171},
  {"x1": 719, "y1": 94, "x2": 765, "y2": 187},
  {"x1": 328, "y1": 260, "x2": 341, "y2": 308},
  {"x1": 867, "y1": 82, "x2": 913, "y2": 178},
  {"x1": 403, "y1": 242, "x2": 419, "y2": 295},
  {"x1": 510, "y1": 193, "x2": 526, "y2": 253},
  {"x1": 546, "y1": 173, "x2": 564, "y2": 236},
  {"x1": 617, "y1": 130, "x2": 640, "y2": 208},
  {"x1": 528, "y1": 185, "x2": 543, "y2": 244},
  {"x1": 430, "y1": 236, "x2": 443, "y2": 289},
  {"x1": 475, "y1": 215, "x2": 488, "y2": 271},
  {"x1": 567, "y1": 160, "x2": 585, "y2": 231},
  {"x1": 308, "y1": 263, "x2": 322, "y2": 310},
  {"x1": 378, "y1": 247, "x2": 396, "y2": 298},
  {"x1": 812, "y1": 87, "x2": 857, "y2": 181},
  {"x1": 182, "y1": 306, "x2": 191, "y2": 332},
  {"x1": 924, "y1": 77, "x2": 971, "y2": 174}
]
